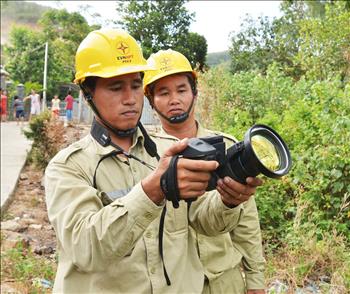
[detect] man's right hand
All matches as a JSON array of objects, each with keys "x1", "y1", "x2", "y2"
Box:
[{"x1": 142, "y1": 138, "x2": 218, "y2": 205}]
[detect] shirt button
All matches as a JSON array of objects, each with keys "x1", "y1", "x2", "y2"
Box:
[
  {"x1": 132, "y1": 167, "x2": 137, "y2": 173},
  {"x1": 150, "y1": 268, "x2": 156, "y2": 274},
  {"x1": 145, "y1": 231, "x2": 152, "y2": 238}
]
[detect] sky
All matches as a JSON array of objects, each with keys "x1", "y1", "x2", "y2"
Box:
[{"x1": 29, "y1": 1, "x2": 282, "y2": 53}]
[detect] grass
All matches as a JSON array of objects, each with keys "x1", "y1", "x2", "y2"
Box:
[
  {"x1": 1, "y1": 242, "x2": 57, "y2": 293},
  {"x1": 265, "y1": 231, "x2": 350, "y2": 293},
  {"x1": 0, "y1": 211, "x2": 15, "y2": 221}
]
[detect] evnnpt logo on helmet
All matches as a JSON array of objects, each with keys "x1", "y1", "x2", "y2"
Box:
[
  {"x1": 116, "y1": 41, "x2": 133, "y2": 63},
  {"x1": 160, "y1": 57, "x2": 173, "y2": 72}
]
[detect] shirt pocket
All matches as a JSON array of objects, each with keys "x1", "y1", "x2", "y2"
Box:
[{"x1": 199, "y1": 233, "x2": 242, "y2": 277}]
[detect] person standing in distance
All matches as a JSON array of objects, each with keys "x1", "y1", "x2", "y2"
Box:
[
  {"x1": 51, "y1": 94, "x2": 61, "y2": 119},
  {"x1": 144, "y1": 49, "x2": 266, "y2": 294},
  {"x1": 24, "y1": 89, "x2": 41, "y2": 121},
  {"x1": 64, "y1": 90, "x2": 74, "y2": 125},
  {"x1": 0, "y1": 88, "x2": 8, "y2": 122},
  {"x1": 45, "y1": 29, "x2": 244, "y2": 294},
  {"x1": 13, "y1": 95, "x2": 25, "y2": 126}
]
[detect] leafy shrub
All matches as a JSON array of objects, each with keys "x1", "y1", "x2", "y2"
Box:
[
  {"x1": 197, "y1": 65, "x2": 350, "y2": 248},
  {"x1": 24, "y1": 111, "x2": 65, "y2": 168}
]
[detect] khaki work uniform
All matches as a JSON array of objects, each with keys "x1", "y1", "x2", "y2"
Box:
[
  {"x1": 45, "y1": 127, "x2": 245, "y2": 293},
  {"x1": 150, "y1": 123, "x2": 266, "y2": 293}
]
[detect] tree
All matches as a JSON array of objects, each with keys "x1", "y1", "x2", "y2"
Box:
[
  {"x1": 4, "y1": 9, "x2": 97, "y2": 98},
  {"x1": 39, "y1": 9, "x2": 99, "y2": 78},
  {"x1": 115, "y1": 0, "x2": 207, "y2": 69},
  {"x1": 39, "y1": 9, "x2": 97, "y2": 50},
  {"x1": 228, "y1": 0, "x2": 350, "y2": 81},
  {"x1": 177, "y1": 32, "x2": 208, "y2": 71},
  {"x1": 295, "y1": 1, "x2": 350, "y2": 81},
  {"x1": 228, "y1": 1, "x2": 307, "y2": 78},
  {"x1": 4, "y1": 26, "x2": 47, "y2": 88},
  {"x1": 229, "y1": 15, "x2": 278, "y2": 75}
]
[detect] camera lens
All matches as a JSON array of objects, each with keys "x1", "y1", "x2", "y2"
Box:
[
  {"x1": 246, "y1": 125, "x2": 291, "y2": 178},
  {"x1": 251, "y1": 134, "x2": 280, "y2": 172},
  {"x1": 222, "y1": 124, "x2": 292, "y2": 184}
]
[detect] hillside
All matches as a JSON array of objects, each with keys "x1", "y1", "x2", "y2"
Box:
[
  {"x1": 0, "y1": 1, "x2": 51, "y2": 45},
  {"x1": 206, "y1": 50, "x2": 231, "y2": 68}
]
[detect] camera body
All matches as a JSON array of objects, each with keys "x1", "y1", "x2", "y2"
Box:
[{"x1": 180, "y1": 135, "x2": 241, "y2": 190}]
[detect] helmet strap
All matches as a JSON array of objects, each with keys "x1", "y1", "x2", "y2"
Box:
[
  {"x1": 81, "y1": 84, "x2": 160, "y2": 160},
  {"x1": 154, "y1": 95, "x2": 195, "y2": 124}
]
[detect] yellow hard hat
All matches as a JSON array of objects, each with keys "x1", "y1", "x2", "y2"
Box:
[
  {"x1": 74, "y1": 28, "x2": 151, "y2": 84},
  {"x1": 143, "y1": 49, "x2": 197, "y2": 95}
]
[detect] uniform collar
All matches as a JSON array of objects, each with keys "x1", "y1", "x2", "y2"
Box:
[
  {"x1": 157, "y1": 120, "x2": 209, "y2": 140},
  {"x1": 91, "y1": 127, "x2": 145, "y2": 156},
  {"x1": 195, "y1": 122, "x2": 211, "y2": 137}
]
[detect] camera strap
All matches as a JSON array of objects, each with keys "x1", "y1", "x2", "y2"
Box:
[
  {"x1": 91, "y1": 119, "x2": 158, "y2": 189},
  {"x1": 93, "y1": 150, "x2": 122, "y2": 189},
  {"x1": 158, "y1": 154, "x2": 195, "y2": 286},
  {"x1": 158, "y1": 205, "x2": 171, "y2": 286},
  {"x1": 160, "y1": 155, "x2": 181, "y2": 208}
]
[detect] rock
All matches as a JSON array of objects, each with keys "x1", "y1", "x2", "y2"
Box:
[
  {"x1": 0, "y1": 283, "x2": 18, "y2": 293},
  {"x1": 29, "y1": 224, "x2": 43, "y2": 230},
  {"x1": 1, "y1": 220, "x2": 21, "y2": 232},
  {"x1": 29, "y1": 189, "x2": 41, "y2": 197},
  {"x1": 19, "y1": 218, "x2": 37, "y2": 226},
  {"x1": 33, "y1": 245, "x2": 54, "y2": 255},
  {"x1": 268, "y1": 279, "x2": 289, "y2": 293},
  {"x1": 1, "y1": 231, "x2": 30, "y2": 251},
  {"x1": 44, "y1": 224, "x2": 54, "y2": 230},
  {"x1": 319, "y1": 275, "x2": 331, "y2": 283},
  {"x1": 19, "y1": 173, "x2": 28, "y2": 180}
]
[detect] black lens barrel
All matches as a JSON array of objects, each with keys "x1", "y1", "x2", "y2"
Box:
[{"x1": 225, "y1": 124, "x2": 292, "y2": 184}]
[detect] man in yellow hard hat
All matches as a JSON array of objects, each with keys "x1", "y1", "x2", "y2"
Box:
[
  {"x1": 45, "y1": 29, "x2": 255, "y2": 293},
  {"x1": 144, "y1": 49, "x2": 266, "y2": 294}
]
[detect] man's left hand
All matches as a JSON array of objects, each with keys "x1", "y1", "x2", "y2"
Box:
[{"x1": 216, "y1": 176, "x2": 263, "y2": 207}]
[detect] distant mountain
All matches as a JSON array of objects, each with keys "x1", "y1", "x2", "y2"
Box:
[
  {"x1": 1, "y1": 1, "x2": 51, "y2": 44},
  {"x1": 206, "y1": 50, "x2": 231, "y2": 68}
]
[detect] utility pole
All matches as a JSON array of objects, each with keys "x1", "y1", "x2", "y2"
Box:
[{"x1": 42, "y1": 42, "x2": 48, "y2": 110}]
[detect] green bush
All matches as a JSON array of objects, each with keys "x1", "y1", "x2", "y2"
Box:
[
  {"x1": 24, "y1": 111, "x2": 65, "y2": 168},
  {"x1": 198, "y1": 64, "x2": 350, "y2": 247}
]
